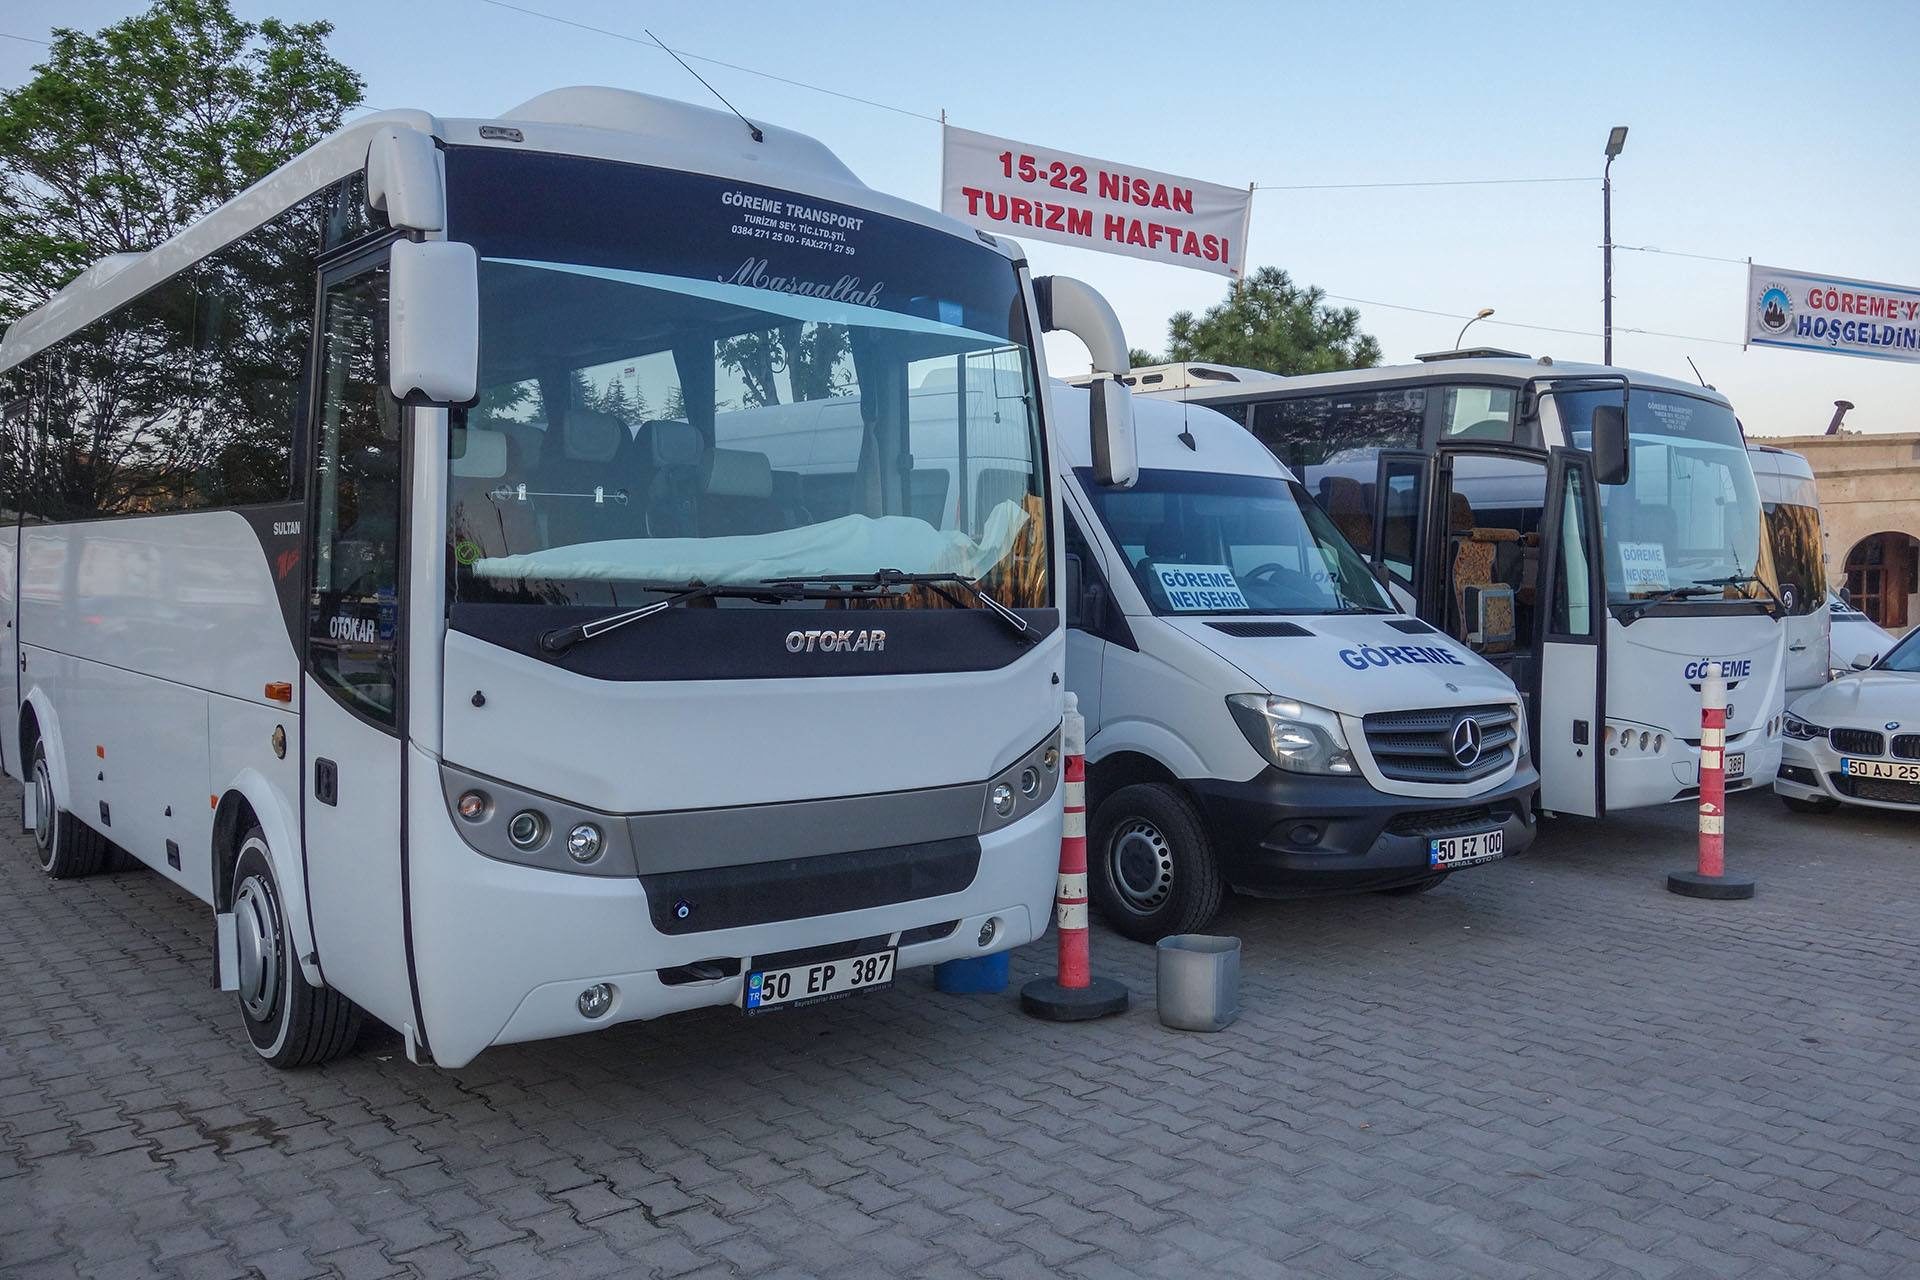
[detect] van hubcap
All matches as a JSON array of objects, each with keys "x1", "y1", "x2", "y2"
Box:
[
  {"x1": 233, "y1": 875, "x2": 281, "y2": 1022},
  {"x1": 1110, "y1": 820, "x2": 1174, "y2": 913}
]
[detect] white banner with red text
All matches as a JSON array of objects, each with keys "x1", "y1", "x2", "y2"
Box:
[
  {"x1": 1746, "y1": 263, "x2": 1920, "y2": 364},
  {"x1": 940, "y1": 126, "x2": 1250, "y2": 278}
]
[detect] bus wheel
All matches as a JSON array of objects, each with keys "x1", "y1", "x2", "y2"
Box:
[
  {"x1": 29, "y1": 738, "x2": 109, "y2": 879},
  {"x1": 1089, "y1": 783, "x2": 1223, "y2": 943},
  {"x1": 232, "y1": 833, "x2": 362, "y2": 1068},
  {"x1": 1377, "y1": 873, "x2": 1448, "y2": 896}
]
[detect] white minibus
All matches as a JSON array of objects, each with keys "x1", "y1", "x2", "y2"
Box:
[
  {"x1": 1054, "y1": 389, "x2": 1537, "y2": 939},
  {"x1": 0, "y1": 87, "x2": 1134, "y2": 1068},
  {"x1": 1116, "y1": 353, "x2": 1788, "y2": 818},
  {"x1": 1747, "y1": 444, "x2": 1830, "y2": 696}
]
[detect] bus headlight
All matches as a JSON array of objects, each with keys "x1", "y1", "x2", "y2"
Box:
[
  {"x1": 507, "y1": 810, "x2": 548, "y2": 850},
  {"x1": 1226, "y1": 695, "x2": 1355, "y2": 776},
  {"x1": 990, "y1": 783, "x2": 1015, "y2": 817}
]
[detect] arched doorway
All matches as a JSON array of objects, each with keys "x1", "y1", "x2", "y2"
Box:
[{"x1": 1844, "y1": 532, "x2": 1920, "y2": 630}]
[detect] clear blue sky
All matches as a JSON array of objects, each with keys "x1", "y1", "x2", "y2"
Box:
[{"x1": 7, "y1": 0, "x2": 1918, "y2": 435}]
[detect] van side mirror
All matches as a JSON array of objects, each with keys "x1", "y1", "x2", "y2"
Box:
[
  {"x1": 366, "y1": 126, "x2": 445, "y2": 232},
  {"x1": 1591, "y1": 402, "x2": 1629, "y2": 485},
  {"x1": 1089, "y1": 375, "x2": 1138, "y2": 488},
  {"x1": 389, "y1": 239, "x2": 478, "y2": 405}
]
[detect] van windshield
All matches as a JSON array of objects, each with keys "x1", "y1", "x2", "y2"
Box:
[
  {"x1": 442, "y1": 146, "x2": 1047, "y2": 612},
  {"x1": 1076, "y1": 468, "x2": 1391, "y2": 616}
]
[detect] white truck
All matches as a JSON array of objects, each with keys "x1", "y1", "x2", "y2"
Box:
[{"x1": 1054, "y1": 388, "x2": 1540, "y2": 939}]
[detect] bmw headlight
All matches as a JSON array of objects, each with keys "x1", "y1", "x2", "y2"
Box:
[
  {"x1": 1226, "y1": 695, "x2": 1356, "y2": 776},
  {"x1": 1782, "y1": 712, "x2": 1826, "y2": 742}
]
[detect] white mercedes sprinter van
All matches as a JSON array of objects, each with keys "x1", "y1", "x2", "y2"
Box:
[{"x1": 1057, "y1": 387, "x2": 1539, "y2": 940}]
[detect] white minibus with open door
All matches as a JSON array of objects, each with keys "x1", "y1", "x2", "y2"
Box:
[
  {"x1": 1118, "y1": 354, "x2": 1788, "y2": 820},
  {"x1": 1747, "y1": 443, "x2": 1830, "y2": 697},
  {"x1": 0, "y1": 87, "x2": 1137, "y2": 1068},
  {"x1": 1053, "y1": 388, "x2": 1538, "y2": 940}
]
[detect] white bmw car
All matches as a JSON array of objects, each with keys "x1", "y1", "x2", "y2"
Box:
[{"x1": 1776, "y1": 626, "x2": 1920, "y2": 814}]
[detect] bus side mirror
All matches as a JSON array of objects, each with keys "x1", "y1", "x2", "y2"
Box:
[
  {"x1": 366, "y1": 126, "x2": 445, "y2": 232},
  {"x1": 389, "y1": 240, "x2": 478, "y2": 405},
  {"x1": 1852, "y1": 652, "x2": 1877, "y2": 671},
  {"x1": 1591, "y1": 402, "x2": 1629, "y2": 485},
  {"x1": 1089, "y1": 376, "x2": 1138, "y2": 488}
]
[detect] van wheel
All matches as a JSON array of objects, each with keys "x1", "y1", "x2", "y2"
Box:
[
  {"x1": 28, "y1": 738, "x2": 110, "y2": 879},
  {"x1": 1779, "y1": 793, "x2": 1839, "y2": 815},
  {"x1": 1089, "y1": 783, "x2": 1223, "y2": 943},
  {"x1": 232, "y1": 833, "x2": 362, "y2": 1068},
  {"x1": 1378, "y1": 873, "x2": 1448, "y2": 896}
]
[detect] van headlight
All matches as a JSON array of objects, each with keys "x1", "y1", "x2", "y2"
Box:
[{"x1": 1226, "y1": 695, "x2": 1356, "y2": 776}]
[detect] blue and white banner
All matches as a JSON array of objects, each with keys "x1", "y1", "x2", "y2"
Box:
[{"x1": 1746, "y1": 263, "x2": 1920, "y2": 364}]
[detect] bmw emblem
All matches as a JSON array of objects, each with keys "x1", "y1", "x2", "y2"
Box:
[{"x1": 1887, "y1": 722, "x2": 1902, "y2": 732}]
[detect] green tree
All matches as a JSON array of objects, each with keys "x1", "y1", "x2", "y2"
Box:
[
  {"x1": 1135, "y1": 266, "x2": 1382, "y2": 375},
  {"x1": 0, "y1": 0, "x2": 364, "y2": 325}
]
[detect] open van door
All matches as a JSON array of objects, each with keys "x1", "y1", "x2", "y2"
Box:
[{"x1": 1534, "y1": 447, "x2": 1606, "y2": 817}]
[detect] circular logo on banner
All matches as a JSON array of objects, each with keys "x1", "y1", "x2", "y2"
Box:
[{"x1": 1756, "y1": 284, "x2": 1794, "y2": 334}]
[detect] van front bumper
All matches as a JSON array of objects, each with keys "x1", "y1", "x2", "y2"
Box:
[{"x1": 1185, "y1": 765, "x2": 1539, "y2": 897}]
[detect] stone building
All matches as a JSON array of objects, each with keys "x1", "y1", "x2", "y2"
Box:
[{"x1": 1761, "y1": 432, "x2": 1920, "y2": 632}]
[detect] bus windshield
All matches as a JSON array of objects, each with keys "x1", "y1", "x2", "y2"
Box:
[
  {"x1": 1564, "y1": 388, "x2": 1770, "y2": 606},
  {"x1": 442, "y1": 146, "x2": 1046, "y2": 612},
  {"x1": 1076, "y1": 468, "x2": 1391, "y2": 616}
]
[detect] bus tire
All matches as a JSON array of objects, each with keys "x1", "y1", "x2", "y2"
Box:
[
  {"x1": 1089, "y1": 783, "x2": 1223, "y2": 943},
  {"x1": 1377, "y1": 873, "x2": 1448, "y2": 896},
  {"x1": 232, "y1": 833, "x2": 362, "y2": 1068},
  {"x1": 29, "y1": 737, "x2": 110, "y2": 879}
]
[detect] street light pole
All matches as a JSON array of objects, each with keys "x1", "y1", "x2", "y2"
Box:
[
  {"x1": 1603, "y1": 125, "x2": 1628, "y2": 365},
  {"x1": 1455, "y1": 307, "x2": 1495, "y2": 349}
]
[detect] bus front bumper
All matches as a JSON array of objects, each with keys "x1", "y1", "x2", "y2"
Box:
[
  {"x1": 404, "y1": 782, "x2": 1058, "y2": 1069},
  {"x1": 1184, "y1": 765, "x2": 1539, "y2": 898}
]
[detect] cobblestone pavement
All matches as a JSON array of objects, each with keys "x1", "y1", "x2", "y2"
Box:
[{"x1": 5, "y1": 788, "x2": 1920, "y2": 1279}]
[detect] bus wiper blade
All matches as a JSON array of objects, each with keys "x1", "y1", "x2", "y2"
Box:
[
  {"x1": 1695, "y1": 574, "x2": 1786, "y2": 617},
  {"x1": 1618, "y1": 584, "x2": 1723, "y2": 626},
  {"x1": 763, "y1": 569, "x2": 1036, "y2": 645},
  {"x1": 539, "y1": 580, "x2": 810, "y2": 656}
]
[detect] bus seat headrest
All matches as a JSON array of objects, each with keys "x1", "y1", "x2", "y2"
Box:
[
  {"x1": 450, "y1": 427, "x2": 508, "y2": 478},
  {"x1": 707, "y1": 448, "x2": 773, "y2": 498},
  {"x1": 640, "y1": 419, "x2": 703, "y2": 468},
  {"x1": 563, "y1": 408, "x2": 626, "y2": 462}
]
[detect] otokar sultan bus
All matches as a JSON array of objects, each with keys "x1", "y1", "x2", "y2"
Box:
[
  {"x1": 1115, "y1": 352, "x2": 1788, "y2": 818},
  {"x1": 0, "y1": 87, "x2": 1139, "y2": 1068}
]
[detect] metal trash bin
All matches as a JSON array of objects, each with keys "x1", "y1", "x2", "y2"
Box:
[{"x1": 1155, "y1": 934, "x2": 1240, "y2": 1032}]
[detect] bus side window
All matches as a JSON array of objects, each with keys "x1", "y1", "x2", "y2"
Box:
[
  {"x1": 308, "y1": 265, "x2": 401, "y2": 727},
  {"x1": 1442, "y1": 386, "x2": 1515, "y2": 442}
]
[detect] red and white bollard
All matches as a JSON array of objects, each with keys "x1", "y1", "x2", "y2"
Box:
[
  {"x1": 1668, "y1": 662, "x2": 1756, "y2": 900},
  {"x1": 1021, "y1": 692, "x2": 1129, "y2": 1021}
]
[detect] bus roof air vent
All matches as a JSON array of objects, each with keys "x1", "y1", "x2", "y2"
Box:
[
  {"x1": 497, "y1": 86, "x2": 861, "y2": 186},
  {"x1": 1414, "y1": 347, "x2": 1533, "y2": 363}
]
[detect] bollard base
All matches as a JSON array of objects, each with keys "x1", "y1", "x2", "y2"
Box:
[
  {"x1": 1020, "y1": 976, "x2": 1129, "y2": 1022},
  {"x1": 1667, "y1": 870, "x2": 1756, "y2": 900}
]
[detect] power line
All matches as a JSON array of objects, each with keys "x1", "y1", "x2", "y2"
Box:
[
  {"x1": 1614, "y1": 244, "x2": 1750, "y2": 267},
  {"x1": 473, "y1": 0, "x2": 942, "y2": 124},
  {"x1": 1320, "y1": 291, "x2": 1743, "y2": 349},
  {"x1": 0, "y1": 31, "x2": 52, "y2": 46}
]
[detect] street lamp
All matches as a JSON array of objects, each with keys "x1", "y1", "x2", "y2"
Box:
[
  {"x1": 1603, "y1": 125, "x2": 1629, "y2": 365},
  {"x1": 1455, "y1": 307, "x2": 1495, "y2": 349}
]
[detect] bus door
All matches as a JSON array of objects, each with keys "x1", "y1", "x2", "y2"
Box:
[
  {"x1": 1402, "y1": 445, "x2": 1605, "y2": 815},
  {"x1": 1531, "y1": 449, "x2": 1606, "y2": 816},
  {"x1": 299, "y1": 250, "x2": 419, "y2": 1039},
  {"x1": 1369, "y1": 450, "x2": 1430, "y2": 614}
]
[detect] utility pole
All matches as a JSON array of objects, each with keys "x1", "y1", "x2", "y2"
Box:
[{"x1": 1603, "y1": 126, "x2": 1628, "y2": 365}]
